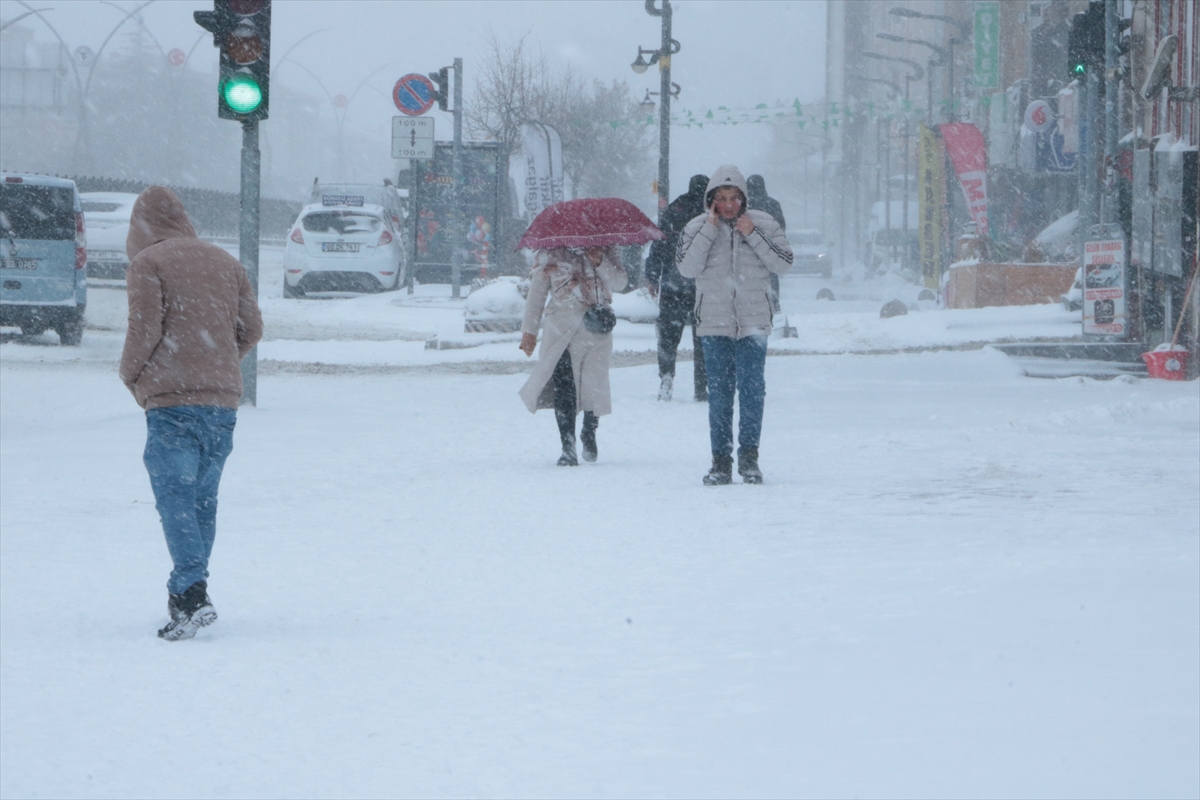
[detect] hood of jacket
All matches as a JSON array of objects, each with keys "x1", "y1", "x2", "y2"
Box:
[
  {"x1": 704, "y1": 164, "x2": 748, "y2": 209},
  {"x1": 126, "y1": 185, "x2": 197, "y2": 261},
  {"x1": 686, "y1": 174, "x2": 709, "y2": 200}
]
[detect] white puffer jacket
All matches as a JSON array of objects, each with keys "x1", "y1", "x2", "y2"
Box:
[{"x1": 676, "y1": 165, "x2": 793, "y2": 339}]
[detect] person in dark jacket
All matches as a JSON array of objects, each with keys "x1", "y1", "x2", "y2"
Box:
[
  {"x1": 746, "y1": 174, "x2": 787, "y2": 313},
  {"x1": 120, "y1": 186, "x2": 263, "y2": 641},
  {"x1": 644, "y1": 174, "x2": 709, "y2": 402}
]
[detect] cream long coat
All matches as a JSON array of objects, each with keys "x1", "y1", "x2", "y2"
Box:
[{"x1": 518, "y1": 250, "x2": 628, "y2": 416}]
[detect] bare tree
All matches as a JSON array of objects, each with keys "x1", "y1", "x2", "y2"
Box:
[{"x1": 468, "y1": 33, "x2": 653, "y2": 204}]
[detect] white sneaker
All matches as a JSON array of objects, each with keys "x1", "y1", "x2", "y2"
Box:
[{"x1": 658, "y1": 374, "x2": 674, "y2": 401}]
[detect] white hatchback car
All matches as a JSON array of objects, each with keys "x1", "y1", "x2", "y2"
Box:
[
  {"x1": 80, "y1": 192, "x2": 139, "y2": 280},
  {"x1": 283, "y1": 201, "x2": 407, "y2": 297}
]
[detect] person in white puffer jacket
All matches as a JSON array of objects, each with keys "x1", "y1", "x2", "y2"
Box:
[{"x1": 677, "y1": 164, "x2": 793, "y2": 485}]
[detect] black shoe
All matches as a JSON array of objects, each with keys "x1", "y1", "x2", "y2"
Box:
[
  {"x1": 703, "y1": 454, "x2": 734, "y2": 486},
  {"x1": 738, "y1": 447, "x2": 763, "y2": 484},
  {"x1": 695, "y1": 390, "x2": 708, "y2": 402},
  {"x1": 158, "y1": 581, "x2": 217, "y2": 641},
  {"x1": 580, "y1": 412, "x2": 598, "y2": 462}
]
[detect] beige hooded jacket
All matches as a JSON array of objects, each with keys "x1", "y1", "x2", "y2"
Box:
[
  {"x1": 118, "y1": 186, "x2": 263, "y2": 410},
  {"x1": 676, "y1": 165, "x2": 793, "y2": 338}
]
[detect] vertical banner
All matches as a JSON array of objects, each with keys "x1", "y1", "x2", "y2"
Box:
[
  {"x1": 1082, "y1": 234, "x2": 1127, "y2": 337},
  {"x1": 941, "y1": 122, "x2": 990, "y2": 237},
  {"x1": 974, "y1": 2, "x2": 1000, "y2": 90},
  {"x1": 520, "y1": 123, "x2": 565, "y2": 221},
  {"x1": 918, "y1": 124, "x2": 946, "y2": 289}
]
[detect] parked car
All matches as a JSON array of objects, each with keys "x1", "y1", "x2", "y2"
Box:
[
  {"x1": 786, "y1": 229, "x2": 832, "y2": 277},
  {"x1": 80, "y1": 191, "x2": 138, "y2": 280},
  {"x1": 283, "y1": 199, "x2": 407, "y2": 297},
  {"x1": 0, "y1": 173, "x2": 87, "y2": 345}
]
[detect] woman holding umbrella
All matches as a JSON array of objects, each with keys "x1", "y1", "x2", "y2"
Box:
[{"x1": 516, "y1": 198, "x2": 662, "y2": 466}]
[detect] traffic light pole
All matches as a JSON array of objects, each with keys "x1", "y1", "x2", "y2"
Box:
[
  {"x1": 239, "y1": 119, "x2": 260, "y2": 406},
  {"x1": 1102, "y1": 0, "x2": 1119, "y2": 225},
  {"x1": 450, "y1": 57, "x2": 464, "y2": 300}
]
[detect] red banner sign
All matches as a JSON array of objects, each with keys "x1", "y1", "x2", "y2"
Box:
[{"x1": 941, "y1": 122, "x2": 989, "y2": 238}]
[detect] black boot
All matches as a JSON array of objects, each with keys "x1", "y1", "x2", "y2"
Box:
[
  {"x1": 738, "y1": 447, "x2": 763, "y2": 484},
  {"x1": 555, "y1": 408, "x2": 578, "y2": 466},
  {"x1": 158, "y1": 580, "x2": 217, "y2": 641},
  {"x1": 580, "y1": 412, "x2": 599, "y2": 462},
  {"x1": 703, "y1": 454, "x2": 734, "y2": 486}
]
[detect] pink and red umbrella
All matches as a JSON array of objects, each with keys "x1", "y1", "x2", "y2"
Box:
[{"x1": 516, "y1": 198, "x2": 663, "y2": 251}]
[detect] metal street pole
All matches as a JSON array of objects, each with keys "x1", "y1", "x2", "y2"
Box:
[
  {"x1": 239, "y1": 120, "x2": 261, "y2": 406},
  {"x1": 1102, "y1": 0, "x2": 1119, "y2": 225},
  {"x1": 450, "y1": 56, "x2": 464, "y2": 300},
  {"x1": 657, "y1": 1, "x2": 672, "y2": 217}
]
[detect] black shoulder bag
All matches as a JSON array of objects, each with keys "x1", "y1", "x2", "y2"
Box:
[{"x1": 582, "y1": 261, "x2": 617, "y2": 334}]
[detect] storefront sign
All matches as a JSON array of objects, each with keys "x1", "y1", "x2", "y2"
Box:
[
  {"x1": 941, "y1": 122, "x2": 990, "y2": 238},
  {"x1": 918, "y1": 124, "x2": 945, "y2": 289}
]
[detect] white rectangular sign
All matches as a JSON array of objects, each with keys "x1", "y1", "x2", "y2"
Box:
[{"x1": 392, "y1": 117, "x2": 434, "y2": 159}]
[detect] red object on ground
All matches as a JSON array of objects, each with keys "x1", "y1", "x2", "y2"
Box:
[
  {"x1": 1142, "y1": 349, "x2": 1190, "y2": 380},
  {"x1": 516, "y1": 198, "x2": 663, "y2": 251}
]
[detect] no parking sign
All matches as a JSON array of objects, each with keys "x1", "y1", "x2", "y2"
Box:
[{"x1": 393, "y1": 74, "x2": 436, "y2": 116}]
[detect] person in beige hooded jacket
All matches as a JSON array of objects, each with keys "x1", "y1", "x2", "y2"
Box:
[
  {"x1": 119, "y1": 186, "x2": 262, "y2": 640},
  {"x1": 677, "y1": 165, "x2": 792, "y2": 485}
]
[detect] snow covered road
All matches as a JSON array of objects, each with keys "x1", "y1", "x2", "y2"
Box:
[{"x1": 2, "y1": 330, "x2": 1197, "y2": 798}]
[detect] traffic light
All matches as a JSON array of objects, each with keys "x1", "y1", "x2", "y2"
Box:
[
  {"x1": 195, "y1": 0, "x2": 271, "y2": 122},
  {"x1": 1067, "y1": 0, "x2": 1105, "y2": 79},
  {"x1": 428, "y1": 66, "x2": 450, "y2": 112}
]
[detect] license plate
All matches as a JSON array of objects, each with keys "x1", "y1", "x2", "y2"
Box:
[
  {"x1": 0, "y1": 258, "x2": 39, "y2": 271},
  {"x1": 322, "y1": 242, "x2": 359, "y2": 253}
]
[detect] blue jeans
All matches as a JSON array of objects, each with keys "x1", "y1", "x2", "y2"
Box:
[
  {"x1": 701, "y1": 335, "x2": 767, "y2": 457},
  {"x1": 143, "y1": 406, "x2": 237, "y2": 595}
]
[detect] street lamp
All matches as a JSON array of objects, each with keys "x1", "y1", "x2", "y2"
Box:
[
  {"x1": 888, "y1": 6, "x2": 970, "y2": 39},
  {"x1": 630, "y1": 0, "x2": 679, "y2": 218},
  {"x1": 637, "y1": 83, "x2": 680, "y2": 113},
  {"x1": 887, "y1": 7, "x2": 969, "y2": 122},
  {"x1": 862, "y1": 51, "x2": 923, "y2": 273},
  {"x1": 876, "y1": 31, "x2": 946, "y2": 126}
]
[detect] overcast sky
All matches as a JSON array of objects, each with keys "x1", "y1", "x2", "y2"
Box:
[{"x1": 2, "y1": 0, "x2": 828, "y2": 196}]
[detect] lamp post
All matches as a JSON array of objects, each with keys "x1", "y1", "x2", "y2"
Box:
[
  {"x1": 14, "y1": 0, "x2": 158, "y2": 172},
  {"x1": 863, "y1": 51, "x2": 922, "y2": 271},
  {"x1": 887, "y1": 7, "x2": 969, "y2": 123},
  {"x1": 631, "y1": 0, "x2": 679, "y2": 221},
  {"x1": 876, "y1": 31, "x2": 947, "y2": 126}
]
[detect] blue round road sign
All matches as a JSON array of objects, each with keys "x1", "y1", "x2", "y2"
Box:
[{"x1": 393, "y1": 73, "x2": 436, "y2": 116}]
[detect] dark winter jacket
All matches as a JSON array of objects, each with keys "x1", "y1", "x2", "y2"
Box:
[
  {"x1": 677, "y1": 165, "x2": 793, "y2": 338},
  {"x1": 119, "y1": 186, "x2": 263, "y2": 410},
  {"x1": 644, "y1": 174, "x2": 708, "y2": 299},
  {"x1": 746, "y1": 174, "x2": 786, "y2": 232}
]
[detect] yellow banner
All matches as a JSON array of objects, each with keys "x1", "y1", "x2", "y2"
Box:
[{"x1": 918, "y1": 124, "x2": 945, "y2": 289}]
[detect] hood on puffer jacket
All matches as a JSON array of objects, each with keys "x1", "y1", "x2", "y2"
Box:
[
  {"x1": 704, "y1": 164, "x2": 748, "y2": 209},
  {"x1": 126, "y1": 185, "x2": 198, "y2": 261}
]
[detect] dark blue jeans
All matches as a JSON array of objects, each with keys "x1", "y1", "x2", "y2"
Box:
[
  {"x1": 701, "y1": 335, "x2": 767, "y2": 457},
  {"x1": 143, "y1": 406, "x2": 236, "y2": 595}
]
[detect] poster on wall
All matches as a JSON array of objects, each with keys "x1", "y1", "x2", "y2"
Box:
[
  {"x1": 412, "y1": 141, "x2": 502, "y2": 282},
  {"x1": 1082, "y1": 233, "x2": 1127, "y2": 338}
]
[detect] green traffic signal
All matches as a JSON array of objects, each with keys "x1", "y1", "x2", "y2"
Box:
[
  {"x1": 222, "y1": 75, "x2": 263, "y2": 114},
  {"x1": 1072, "y1": 62, "x2": 1087, "y2": 76}
]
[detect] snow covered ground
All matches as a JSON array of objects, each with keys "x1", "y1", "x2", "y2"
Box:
[{"x1": 2, "y1": 259, "x2": 1197, "y2": 798}]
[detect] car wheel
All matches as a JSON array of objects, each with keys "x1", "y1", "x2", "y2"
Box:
[
  {"x1": 283, "y1": 280, "x2": 304, "y2": 299},
  {"x1": 55, "y1": 310, "x2": 84, "y2": 346}
]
